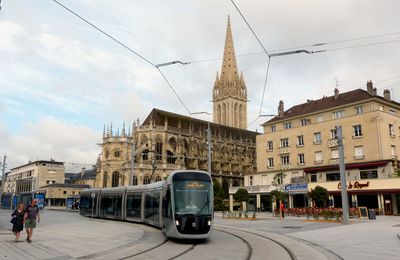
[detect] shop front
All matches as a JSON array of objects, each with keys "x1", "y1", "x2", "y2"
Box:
[
  {"x1": 285, "y1": 183, "x2": 309, "y2": 208},
  {"x1": 309, "y1": 178, "x2": 400, "y2": 215},
  {"x1": 229, "y1": 185, "x2": 275, "y2": 212}
]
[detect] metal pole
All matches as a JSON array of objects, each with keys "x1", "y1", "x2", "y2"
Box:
[
  {"x1": 129, "y1": 128, "x2": 135, "y2": 186},
  {"x1": 207, "y1": 122, "x2": 212, "y2": 175},
  {"x1": 0, "y1": 154, "x2": 6, "y2": 203},
  {"x1": 337, "y1": 125, "x2": 350, "y2": 224}
]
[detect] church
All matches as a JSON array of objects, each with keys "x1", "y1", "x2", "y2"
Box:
[{"x1": 94, "y1": 17, "x2": 258, "y2": 189}]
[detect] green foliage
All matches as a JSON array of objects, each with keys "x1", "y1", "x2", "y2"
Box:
[
  {"x1": 270, "y1": 189, "x2": 287, "y2": 202},
  {"x1": 222, "y1": 179, "x2": 230, "y2": 199},
  {"x1": 272, "y1": 171, "x2": 287, "y2": 188},
  {"x1": 233, "y1": 188, "x2": 249, "y2": 203},
  {"x1": 310, "y1": 185, "x2": 329, "y2": 208},
  {"x1": 213, "y1": 180, "x2": 227, "y2": 211}
]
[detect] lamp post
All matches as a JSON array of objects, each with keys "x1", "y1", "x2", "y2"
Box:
[{"x1": 337, "y1": 125, "x2": 350, "y2": 224}]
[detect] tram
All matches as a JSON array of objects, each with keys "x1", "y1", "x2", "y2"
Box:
[{"x1": 80, "y1": 170, "x2": 213, "y2": 239}]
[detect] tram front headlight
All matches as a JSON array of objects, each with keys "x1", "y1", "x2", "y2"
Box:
[
  {"x1": 208, "y1": 220, "x2": 211, "y2": 226},
  {"x1": 175, "y1": 220, "x2": 179, "y2": 226}
]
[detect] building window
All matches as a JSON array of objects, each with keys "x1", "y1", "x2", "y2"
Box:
[
  {"x1": 281, "y1": 155, "x2": 290, "y2": 165},
  {"x1": 63, "y1": 191, "x2": 67, "y2": 195},
  {"x1": 315, "y1": 151, "x2": 323, "y2": 163},
  {"x1": 298, "y1": 154, "x2": 305, "y2": 164},
  {"x1": 132, "y1": 176, "x2": 138, "y2": 185},
  {"x1": 389, "y1": 124, "x2": 395, "y2": 137},
  {"x1": 249, "y1": 176, "x2": 253, "y2": 186},
  {"x1": 155, "y1": 176, "x2": 162, "y2": 182},
  {"x1": 112, "y1": 172, "x2": 119, "y2": 187},
  {"x1": 72, "y1": 191, "x2": 76, "y2": 195},
  {"x1": 114, "y1": 150, "x2": 121, "y2": 158},
  {"x1": 300, "y1": 118, "x2": 310, "y2": 126},
  {"x1": 142, "y1": 149, "x2": 149, "y2": 161},
  {"x1": 331, "y1": 149, "x2": 339, "y2": 159},
  {"x1": 280, "y1": 138, "x2": 289, "y2": 148},
  {"x1": 316, "y1": 115, "x2": 324, "y2": 123},
  {"x1": 360, "y1": 170, "x2": 378, "y2": 179},
  {"x1": 354, "y1": 146, "x2": 364, "y2": 159},
  {"x1": 333, "y1": 110, "x2": 345, "y2": 119},
  {"x1": 268, "y1": 158, "x2": 274, "y2": 168},
  {"x1": 314, "y1": 132, "x2": 322, "y2": 144},
  {"x1": 330, "y1": 129, "x2": 338, "y2": 139},
  {"x1": 155, "y1": 142, "x2": 163, "y2": 161},
  {"x1": 267, "y1": 141, "x2": 273, "y2": 151},
  {"x1": 355, "y1": 106, "x2": 363, "y2": 115},
  {"x1": 310, "y1": 174, "x2": 317, "y2": 182},
  {"x1": 283, "y1": 122, "x2": 292, "y2": 129},
  {"x1": 391, "y1": 145, "x2": 396, "y2": 158},
  {"x1": 271, "y1": 125, "x2": 276, "y2": 132},
  {"x1": 103, "y1": 171, "x2": 108, "y2": 188},
  {"x1": 353, "y1": 125, "x2": 362, "y2": 137},
  {"x1": 297, "y1": 135, "x2": 304, "y2": 146},
  {"x1": 326, "y1": 172, "x2": 340, "y2": 181},
  {"x1": 143, "y1": 175, "x2": 150, "y2": 184}
]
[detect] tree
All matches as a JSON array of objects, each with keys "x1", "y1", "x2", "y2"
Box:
[
  {"x1": 272, "y1": 171, "x2": 287, "y2": 188},
  {"x1": 270, "y1": 190, "x2": 287, "y2": 203},
  {"x1": 234, "y1": 188, "x2": 249, "y2": 203},
  {"x1": 310, "y1": 185, "x2": 329, "y2": 208},
  {"x1": 222, "y1": 179, "x2": 229, "y2": 199},
  {"x1": 213, "y1": 179, "x2": 227, "y2": 211}
]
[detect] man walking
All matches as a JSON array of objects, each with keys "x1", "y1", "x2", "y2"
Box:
[{"x1": 24, "y1": 199, "x2": 40, "y2": 243}]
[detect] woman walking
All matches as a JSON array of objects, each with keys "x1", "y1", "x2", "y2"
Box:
[{"x1": 11, "y1": 203, "x2": 25, "y2": 242}]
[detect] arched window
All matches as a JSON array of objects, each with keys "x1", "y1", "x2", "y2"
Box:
[
  {"x1": 166, "y1": 150, "x2": 176, "y2": 164},
  {"x1": 143, "y1": 175, "x2": 150, "y2": 184},
  {"x1": 142, "y1": 149, "x2": 149, "y2": 161},
  {"x1": 155, "y1": 176, "x2": 162, "y2": 182},
  {"x1": 103, "y1": 171, "x2": 108, "y2": 188},
  {"x1": 155, "y1": 141, "x2": 162, "y2": 161},
  {"x1": 132, "y1": 176, "x2": 138, "y2": 186},
  {"x1": 112, "y1": 171, "x2": 119, "y2": 187}
]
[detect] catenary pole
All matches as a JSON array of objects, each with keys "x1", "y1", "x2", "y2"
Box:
[
  {"x1": 129, "y1": 128, "x2": 135, "y2": 186},
  {"x1": 207, "y1": 122, "x2": 212, "y2": 175},
  {"x1": 337, "y1": 125, "x2": 350, "y2": 224}
]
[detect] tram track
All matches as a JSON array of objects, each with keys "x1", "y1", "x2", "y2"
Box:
[{"x1": 215, "y1": 226, "x2": 297, "y2": 260}]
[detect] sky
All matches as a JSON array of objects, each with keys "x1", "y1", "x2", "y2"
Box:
[{"x1": 1, "y1": 0, "x2": 400, "y2": 172}]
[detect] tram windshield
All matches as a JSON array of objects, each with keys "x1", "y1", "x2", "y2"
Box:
[{"x1": 174, "y1": 180, "x2": 212, "y2": 215}]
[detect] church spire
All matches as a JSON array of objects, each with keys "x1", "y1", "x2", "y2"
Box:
[{"x1": 220, "y1": 15, "x2": 239, "y2": 82}]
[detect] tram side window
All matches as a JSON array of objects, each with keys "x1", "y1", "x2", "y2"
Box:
[
  {"x1": 145, "y1": 192, "x2": 160, "y2": 225},
  {"x1": 80, "y1": 195, "x2": 96, "y2": 214},
  {"x1": 163, "y1": 188, "x2": 172, "y2": 219},
  {"x1": 100, "y1": 195, "x2": 122, "y2": 217},
  {"x1": 126, "y1": 194, "x2": 142, "y2": 218}
]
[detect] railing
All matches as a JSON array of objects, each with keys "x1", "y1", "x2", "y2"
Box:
[
  {"x1": 329, "y1": 158, "x2": 339, "y2": 165},
  {"x1": 290, "y1": 177, "x2": 306, "y2": 184},
  {"x1": 278, "y1": 147, "x2": 290, "y2": 154}
]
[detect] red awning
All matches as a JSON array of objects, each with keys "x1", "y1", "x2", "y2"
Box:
[{"x1": 304, "y1": 160, "x2": 389, "y2": 173}]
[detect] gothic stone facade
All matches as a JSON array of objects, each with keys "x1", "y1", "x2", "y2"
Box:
[{"x1": 95, "y1": 109, "x2": 258, "y2": 188}]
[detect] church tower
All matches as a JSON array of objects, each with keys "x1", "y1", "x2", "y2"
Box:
[{"x1": 213, "y1": 16, "x2": 247, "y2": 129}]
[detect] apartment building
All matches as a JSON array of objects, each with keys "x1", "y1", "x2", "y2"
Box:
[
  {"x1": 246, "y1": 81, "x2": 400, "y2": 214},
  {"x1": 4, "y1": 160, "x2": 65, "y2": 195}
]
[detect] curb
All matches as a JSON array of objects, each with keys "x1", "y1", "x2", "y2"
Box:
[{"x1": 45, "y1": 207, "x2": 78, "y2": 213}]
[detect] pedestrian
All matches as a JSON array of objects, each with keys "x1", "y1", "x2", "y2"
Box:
[
  {"x1": 11, "y1": 203, "x2": 25, "y2": 242},
  {"x1": 280, "y1": 201, "x2": 285, "y2": 219},
  {"x1": 24, "y1": 199, "x2": 40, "y2": 243}
]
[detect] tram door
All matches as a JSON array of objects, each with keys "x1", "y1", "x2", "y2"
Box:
[{"x1": 163, "y1": 186, "x2": 173, "y2": 232}]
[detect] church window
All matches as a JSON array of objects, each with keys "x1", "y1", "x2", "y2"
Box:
[{"x1": 112, "y1": 172, "x2": 119, "y2": 187}]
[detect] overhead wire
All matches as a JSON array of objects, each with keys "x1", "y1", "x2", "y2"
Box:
[
  {"x1": 230, "y1": 0, "x2": 272, "y2": 128},
  {"x1": 50, "y1": 0, "x2": 191, "y2": 115}
]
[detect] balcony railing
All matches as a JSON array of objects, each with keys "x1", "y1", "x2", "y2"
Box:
[
  {"x1": 278, "y1": 147, "x2": 290, "y2": 154},
  {"x1": 290, "y1": 176, "x2": 306, "y2": 184},
  {"x1": 329, "y1": 158, "x2": 339, "y2": 165}
]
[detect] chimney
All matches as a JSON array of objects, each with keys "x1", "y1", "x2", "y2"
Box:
[
  {"x1": 373, "y1": 88, "x2": 377, "y2": 96},
  {"x1": 383, "y1": 89, "x2": 391, "y2": 101},
  {"x1": 334, "y1": 88, "x2": 339, "y2": 99},
  {"x1": 366, "y1": 80, "x2": 373, "y2": 94},
  {"x1": 278, "y1": 100, "x2": 284, "y2": 118}
]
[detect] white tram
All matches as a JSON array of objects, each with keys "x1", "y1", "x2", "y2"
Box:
[{"x1": 80, "y1": 170, "x2": 213, "y2": 239}]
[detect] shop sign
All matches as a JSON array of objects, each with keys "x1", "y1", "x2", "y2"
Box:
[
  {"x1": 337, "y1": 181, "x2": 370, "y2": 190},
  {"x1": 285, "y1": 183, "x2": 308, "y2": 192}
]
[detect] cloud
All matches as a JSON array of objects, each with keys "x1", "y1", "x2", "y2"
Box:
[{"x1": 0, "y1": 118, "x2": 100, "y2": 170}]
